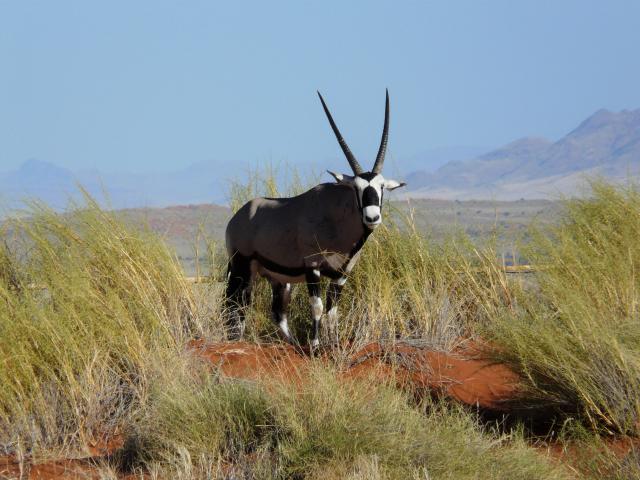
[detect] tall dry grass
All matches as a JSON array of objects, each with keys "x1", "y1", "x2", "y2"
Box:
[
  {"x1": 486, "y1": 180, "x2": 640, "y2": 435},
  {"x1": 133, "y1": 363, "x2": 567, "y2": 480},
  {"x1": 0, "y1": 193, "x2": 210, "y2": 457},
  {"x1": 341, "y1": 211, "x2": 519, "y2": 348},
  {"x1": 3, "y1": 174, "x2": 640, "y2": 478}
]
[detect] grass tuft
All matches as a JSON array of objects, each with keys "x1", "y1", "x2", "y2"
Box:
[
  {"x1": 486, "y1": 179, "x2": 640, "y2": 435},
  {"x1": 136, "y1": 364, "x2": 567, "y2": 479},
  {"x1": 0, "y1": 192, "x2": 201, "y2": 455}
]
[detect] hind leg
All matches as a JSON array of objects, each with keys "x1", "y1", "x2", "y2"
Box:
[
  {"x1": 225, "y1": 253, "x2": 253, "y2": 340},
  {"x1": 271, "y1": 281, "x2": 293, "y2": 343}
]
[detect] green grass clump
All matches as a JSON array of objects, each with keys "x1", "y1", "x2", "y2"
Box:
[
  {"x1": 486, "y1": 180, "x2": 640, "y2": 435},
  {"x1": 137, "y1": 365, "x2": 566, "y2": 480},
  {"x1": 342, "y1": 211, "x2": 519, "y2": 347},
  {"x1": 0, "y1": 194, "x2": 203, "y2": 455}
]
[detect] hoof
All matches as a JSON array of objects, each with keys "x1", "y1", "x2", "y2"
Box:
[{"x1": 276, "y1": 328, "x2": 296, "y2": 346}]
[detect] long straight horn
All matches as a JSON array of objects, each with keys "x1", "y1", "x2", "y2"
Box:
[
  {"x1": 372, "y1": 89, "x2": 390, "y2": 174},
  {"x1": 317, "y1": 91, "x2": 363, "y2": 175}
]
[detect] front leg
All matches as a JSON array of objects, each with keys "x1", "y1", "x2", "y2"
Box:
[
  {"x1": 326, "y1": 276, "x2": 346, "y2": 328},
  {"x1": 306, "y1": 269, "x2": 323, "y2": 348}
]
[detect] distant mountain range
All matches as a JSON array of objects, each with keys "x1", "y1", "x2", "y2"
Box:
[
  {"x1": 0, "y1": 159, "x2": 232, "y2": 211},
  {"x1": 0, "y1": 150, "x2": 481, "y2": 211},
  {"x1": 403, "y1": 108, "x2": 640, "y2": 199},
  {"x1": 2, "y1": 108, "x2": 639, "y2": 209}
]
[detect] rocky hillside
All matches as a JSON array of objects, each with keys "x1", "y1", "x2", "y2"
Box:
[{"x1": 405, "y1": 108, "x2": 640, "y2": 199}]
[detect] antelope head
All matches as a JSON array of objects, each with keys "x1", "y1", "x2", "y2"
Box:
[{"x1": 319, "y1": 90, "x2": 406, "y2": 229}]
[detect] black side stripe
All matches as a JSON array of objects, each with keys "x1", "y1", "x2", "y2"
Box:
[
  {"x1": 251, "y1": 252, "x2": 307, "y2": 277},
  {"x1": 249, "y1": 230, "x2": 372, "y2": 279}
]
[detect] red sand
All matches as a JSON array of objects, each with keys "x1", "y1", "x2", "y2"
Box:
[
  {"x1": 0, "y1": 435, "x2": 127, "y2": 480},
  {"x1": 344, "y1": 341, "x2": 520, "y2": 409},
  {"x1": 187, "y1": 340, "x2": 520, "y2": 409},
  {"x1": 187, "y1": 339, "x2": 308, "y2": 385},
  {"x1": 4, "y1": 340, "x2": 636, "y2": 478}
]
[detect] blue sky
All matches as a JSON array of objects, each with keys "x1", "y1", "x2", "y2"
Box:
[{"x1": 2, "y1": 1, "x2": 640, "y2": 174}]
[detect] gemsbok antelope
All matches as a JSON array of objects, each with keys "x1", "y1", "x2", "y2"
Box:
[{"x1": 224, "y1": 90, "x2": 406, "y2": 346}]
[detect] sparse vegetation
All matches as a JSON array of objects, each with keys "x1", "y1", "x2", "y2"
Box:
[
  {"x1": 1, "y1": 175, "x2": 639, "y2": 478},
  {"x1": 133, "y1": 366, "x2": 567, "y2": 479}
]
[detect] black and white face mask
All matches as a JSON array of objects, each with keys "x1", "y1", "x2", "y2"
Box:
[{"x1": 327, "y1": 170, "x2": 406, "y2": 229}]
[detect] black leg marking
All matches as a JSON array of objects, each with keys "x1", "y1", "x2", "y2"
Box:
[
  {"x1": 305, "y1": 269, "x2": 321, "y2": 297},
  {"x1": 325, "y1": 278, "x2": 346, "y2": 346},
  {"x1": 224, "y1": 253, "x2": 253, "y2": 340}
]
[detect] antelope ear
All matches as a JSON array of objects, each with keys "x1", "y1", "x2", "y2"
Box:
[
  {"x1": 384, "y1": 178, "x2": 407, "y2": 191},
  {"x1": 327, "y1": 170, "x2": 354, "y2": 183}
]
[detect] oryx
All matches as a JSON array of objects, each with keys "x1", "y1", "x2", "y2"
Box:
[{"x1": 224, "y1": 90, "x2": 406, "y2": 346}]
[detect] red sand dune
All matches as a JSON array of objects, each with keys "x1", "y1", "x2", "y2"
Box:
[
  {"x1": 187, "y1": 340, "x2": 520, "y2": 410},
  {"x1": 1, "y1": 458, "x2": 92, "y2": 480},
  {"x1": 0, "y1": 458, "x2": 135, "y2": 480}
]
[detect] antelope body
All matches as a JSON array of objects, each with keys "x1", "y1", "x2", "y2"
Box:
[{"x1": 225, "y1": 91, "x2": 406, "y2": 346}]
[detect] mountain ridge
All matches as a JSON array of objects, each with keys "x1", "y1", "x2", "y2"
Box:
[
  {"x1": 404, "y1": 107, "x2": 640, "y2": 200},
  {"x1": 2, "y1": 108, "x2": 639, "y2": 207}
]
